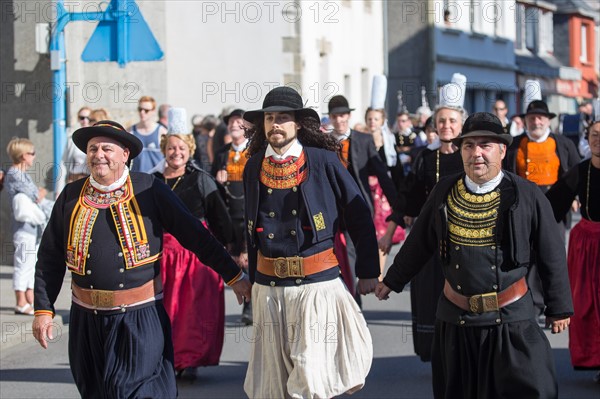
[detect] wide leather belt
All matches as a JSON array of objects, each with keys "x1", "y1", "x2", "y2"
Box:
[
  {"x1": 443, "y1": 277, "x2": 528, "y2": 313},
  {"x1": 257, "y1": 249, "x2": 337, "y2": 278},
  {"x1": 72, "y1": 277, "x2": 162, "y2": 308}
]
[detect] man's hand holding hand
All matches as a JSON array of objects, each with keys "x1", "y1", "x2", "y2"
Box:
[
  {"x1": 357, "y1": 278, "x2": 378, "y2": 295},
  {"x1": 546, "y1": 316, "x2": 570, "y2": 334}
]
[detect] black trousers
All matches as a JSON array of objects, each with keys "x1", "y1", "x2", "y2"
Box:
[
  {"x1": 68, "y1": 301, "x2": 177, "y2": 399},
  {"x1": 432, "y1": 319, "x2": 558, "y2": 399}
]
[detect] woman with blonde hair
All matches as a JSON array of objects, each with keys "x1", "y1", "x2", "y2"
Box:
[
  {"x1": 5, "y1": 138, "x2": 52, "y2": 315},
  {"x1": 152, "y1": 108, "x2": 233, "y2": 380}
]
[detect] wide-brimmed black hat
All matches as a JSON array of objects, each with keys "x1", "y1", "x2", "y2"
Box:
[
  {"x1": 243, "y1": 87, "x2": 319, "y2": 123},
  {"x1": 223, "y1": 109, "x2": 245, "y2": 125},
  {"x1": 521, "y1": 100, "x2": 556, "y2": 119},
  {"x1": 327, "y1": 95, "x2": 355, "y2": 115},
  {"x1": 452, "y1": 112, "x2": 513, "y2": 146},
  {"x1": 73, "y1": 120, "x2": 143, "y2": 158}
]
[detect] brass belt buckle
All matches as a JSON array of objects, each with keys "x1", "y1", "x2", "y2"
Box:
[
  {"x1": 90, "y1": 290, "x2": 115, "y2": 308},
  {"x1": 273, "y1": 256, "x2": 304, "y2": 278},
  {"x1": 469, "y1": 292, "x2": 499, "y2": 313}
]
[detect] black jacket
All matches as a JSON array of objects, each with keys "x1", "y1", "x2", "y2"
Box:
[
  {"x1": 384, "y1": 172, "x2": 573, "y2": 326},
  {"x1": 244, "y1": 146, "x2": 380, "y2": 283},
  {"x1": 346, "y1": 130, "x2": 398, "y2": 215}
]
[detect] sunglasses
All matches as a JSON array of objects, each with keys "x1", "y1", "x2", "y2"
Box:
[
  {"x1": 78, "y1": 115, "x2": 90, "y2": 121},
  {"x1": 138, "y1": 107, "x2": 154, "y2": 113}
]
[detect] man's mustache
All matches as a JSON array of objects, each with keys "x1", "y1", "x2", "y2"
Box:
[{"x1": 267, "y1": 129, "x2": 286, "y2": 137}]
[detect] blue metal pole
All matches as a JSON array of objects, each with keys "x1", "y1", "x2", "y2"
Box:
[{"x1": 51, "y1": 0, "x2": 68, "y2": 192}]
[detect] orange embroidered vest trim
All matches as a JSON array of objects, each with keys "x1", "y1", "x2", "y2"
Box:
[
  {"x1": 260, "y1": 151, "x2": 307, "y2": 189},
  {"x1": 226, "y1": 148, "x2": 248, "y2": 182},
  {"x1": 66, "y1": 177, "x2": 160, "y2": 275},
  {"x1": 516, "y1": 137, "x2": 560, "y2": 186}
]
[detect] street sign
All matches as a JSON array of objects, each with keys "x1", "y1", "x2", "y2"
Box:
[{"x1": 81, "y1": 0, "x2": 163, "y2": 66}]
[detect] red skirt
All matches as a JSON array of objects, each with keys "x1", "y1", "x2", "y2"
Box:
[
  {"x1": 567, "y1": 218, "x2": 600, "y2": 369},
  {"x1": 161, "y1": 233, "x2": 225, "y2": 369},
  {"x1": 334, "y1": 230, "x2": 355, "y2": 295},
  {"x1": 369, "y1": 176, "x2": 405, "y2": 243}
]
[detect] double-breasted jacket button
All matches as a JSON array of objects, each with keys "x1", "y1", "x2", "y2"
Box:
[
  {"x1": 491, "y1": 265, "x2": 496, "y2": 270},
  {"x1": 86, "y1": 270, "x2": 92, "y2": 275},
  {"x1": 119, "y1": 268, "x2": 125, "y2": 273},
  {"x1": 455, "y1": 264, "x2": 460, "y2": 269},
  {"x1": 268, "y1": 233, "x2": 274, "y2": 239},
  {"x1": 119, "y1": 283, "x2": 124, "y2": 288},
  {"x1": 290, "y1": 230, "x2": 297, "y2": 236},
  {"x1": 118, "y1": 252, "x2": 123, "y2": 257},
  {"x1": 268, "y1": 212, "x2": 275, "y2": 218},
  {"x1": 291, "y1": 210, "x2": 297, "y2": 216},
  {"x1": 456, "y1": 285, "x2": 461, "y2": 290},
  {"x1": 270, "y1": 281, "x2": 276, "y2": 287},
  {"x1": 495, "y1": 318, "x2": 501, "y2": 324},
  {"x1": 292, "y1": 187, "x2": 298, "y2": 192},
  {"x1": 492, "y1": 284, "x2": 498, "y2": 290},
  {"x1": 459, "y1": 320, "x2": 466, "y2": 325},
  {"x1": 267, "y1": 188, "x2": 273, "y2": 194},
  {"x1": 295, "y1": 279, "x2": 302, "y2": 284}
]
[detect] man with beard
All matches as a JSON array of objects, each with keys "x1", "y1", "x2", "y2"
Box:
[
  {"x1": 212, "y1": 108, "x2": 253, "y2": 324},
  {"x1": 32, "y1": 120, "x2": 251, "y2": 398},
  {"x1": 504, "y1": 99, "x2": 580, "y2": 318},
  {"x1": 242, "y1": 87, "x2": 379, "y2": 398},
  {"x1": 377, "y1": 112, "x2": 573, "y2": 399}
]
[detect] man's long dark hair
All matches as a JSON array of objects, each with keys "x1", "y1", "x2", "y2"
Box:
[{"x1": 245, "y1": 113, "x2": 340, "y2": 157}]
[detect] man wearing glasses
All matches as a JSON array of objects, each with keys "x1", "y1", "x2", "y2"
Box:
[
  {"x1": 492, "y1": 99, "x2": 510, "y2": 134},
  {"x1": 58, "y1": 106, "x2": 93, "y2": 194},
  {"x1": 129, "y1": 95, "x2": 167, "y2": 173}
]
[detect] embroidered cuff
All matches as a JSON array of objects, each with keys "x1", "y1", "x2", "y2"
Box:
[
  {"x1": 34, "y1": 310, "x2": 54, "y2": 318},
  {"x1": 226, "y1": 270, "x2": 244, "y2": 286}
]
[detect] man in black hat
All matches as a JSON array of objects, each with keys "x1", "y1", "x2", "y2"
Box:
[
  {"x1": 505, "y1": 100, "x2": 580, "y2": 191},
  {"x1": 242, "y1": 87, "x2": 380, "y2": 398},
  {"x1": 32, "y1": 120, "x2": 251, "y2": 398},
  {"x1": 505, "y1": 99, "x2": 580, "y2": 317},
  {"x1": 211, "y1": 108, "x2": 254, "y2": 324},
  {"x1": 376, "y1": 112, "x2": 573, "y2": 398}
]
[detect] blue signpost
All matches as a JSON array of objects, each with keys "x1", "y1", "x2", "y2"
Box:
[{"x1": 50, "y1": 0, "x2": 163, "y2": 190}]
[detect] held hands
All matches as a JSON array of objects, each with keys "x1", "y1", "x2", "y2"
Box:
[
  {"x1": 231, "y1": 273, "x2": 252, "y2": 305},
  {"x1": 32, "y1": 314, "x2": 53, "y2": 349},
  {"x1": 546, "y1": 316, "x2": 570, "y2": 334},
  {"x1": 356, "y1": 278, "x2": 378, "y2": 295},
  {"x1": 375, "y1": 281, "x2": 392, "y2": 300}
]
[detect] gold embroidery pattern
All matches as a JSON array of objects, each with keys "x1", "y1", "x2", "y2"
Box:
[
  {"x1": 65, "y1": 177, "x2": 159, "y2": 273},
  {"x1": 447, "y1": 180, "x2": 500, "y2": 247},
  {"x1": 260, "y1": 152, "x2": 307, "y2": 189},
  {"x1": 66, "y1": 203, "x2": 99, "y2": 275},
  {"x1": 313, "y1": 212, "x2": 326, "y2": 231},
  {"x1": 110, "y1": 196, "x2": 161, "y2": 269}
]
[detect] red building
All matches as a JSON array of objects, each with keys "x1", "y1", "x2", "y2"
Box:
[{"x1": 553, "y1": 0, "x2": 598, "y2": 100}]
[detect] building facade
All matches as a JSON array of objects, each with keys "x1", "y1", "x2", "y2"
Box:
[{"x1": 0, "y1": 0, "x2": 385, "y2": 245}]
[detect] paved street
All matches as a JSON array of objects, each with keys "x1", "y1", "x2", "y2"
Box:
[{"x1": 1, "y1": 244, "x2": 598, "y2": 398}]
